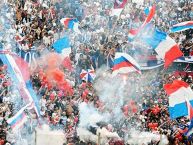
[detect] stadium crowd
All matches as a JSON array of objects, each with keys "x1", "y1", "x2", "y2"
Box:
[{"x1": 0, "y1": 0, "x2": 193, "y2": 145}]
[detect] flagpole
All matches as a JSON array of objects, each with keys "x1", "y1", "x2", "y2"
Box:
[
  {"x1": 111, "y1": 0, "x2": 130, "y2": 33},
  {"x1": 35, "y1": 128, "x2": 37, "y2": 145},
  {"x1": 105, "y1": 0, "x2": 130, "y2": 44},
  {"x1": 97, "y1": 132, "x2": 101, "y2": 145}
]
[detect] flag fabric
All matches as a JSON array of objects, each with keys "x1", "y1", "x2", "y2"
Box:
[
  {"x1": 80, "y1": 69, "x2": 95, "y2": 82},
  {"x1": 7, "y1": 111, "x2": 27, "y2": 131},
  {"x1": 164, "y1": 80, "x2": 193, "y2": 119},
  {"x1": 138, "y1": 55, "x2": 164, "y2": 70},
  {"x1": 142, "y1": 29, "x2": 167, "y2": 49},
  {"x1": 142, "y1": 29, "x2": 183, "y2": 68},
  {"x1": 60, "y1": 18, "x2": 80, "y2": 33},
  {"x1": 185, "y1": 119, "x2": 193, "y2": 138},
  {"x1": 155, "y1": 36, "x2": 183, "y2": 68},
  {"x1": 141, "y1": 5, "x2": 156, "y2": 28},
  {"x1": 52, "y1": 36, "x2": 71, "y2": 57},
  {"x1": 15, "y1": 34, "x2": 25, "y2": 43},
  {"x1": 128, "y1": 5, "x2": 156, "y2": 39},
  {"x1": 0, "y1": 53, "x2": 40, "y2": 117},
  {"x1": 178, "y1": 125, "x2": 188, "y2": 134},
  {"x1": 174, "y1": 56, "x2": 193, "y2": 63},
  {"x1": 7, "y1": 102, "x2": 33, "y2": 131},
  {"x1": 112, "y1": 53, "x2": 141, "y2": 76},
  {"x1": 13, "y1": 54, "x2": 30, "y2": 81},
  {"x1": 110, "y1": 9, "x2": 123, "y2": 17},
  {"x1": 144, "y1": 7, "x2": 150, "y2": 15},
  {"x1": 128, "y1": 29, "x2": 138, "y2": 41},
  {"x1": 186, "y1": 99, "x2": 193, "y2": 121},
  {"x1": 170, "y1": 21, "x2": 193, "y2": 33},
  {"x1": 114, "y1": 0, "x2": 127, "y2": 9},
  {"x1": 111, "y1": 0, "x2": 127, "y2": 17}
]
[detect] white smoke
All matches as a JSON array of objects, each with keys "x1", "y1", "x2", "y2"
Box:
[
  {"x1": 94, "y1": 68, "x2": 126, "y2": 123},
  {"x1": 127, "y1": 130, "x2": 169, "y2": 145},
  {"x1": 78, "y1": 102, "x2": 107, "y2": 127},
  {"x1": 77, "y1": 127, "x2": 98, "y2": 143}
]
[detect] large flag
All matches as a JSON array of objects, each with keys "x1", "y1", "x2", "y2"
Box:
[
  {"x1": 60, "y1": 18, "x2": 80, "y2": 34},
  {"x1": 170, "y1": 21, "x2": 193, "y2": 33},
  {"x1": 0, "y1": 53, "x2": 40, "y2": 117},
  {"x1": 164, "y1": 80, "x2": 193, "y2": 119},
  {"x1": 52, "y1": 36, "x2": 71, "y2": 57},
  {"x1": 7, "y1": 102, "x2": 33, "y2": 131},
  {"x1": 112, "y1": 53, "x2": 141, "y2": 76},
  {"x1": 142, "y1": 29, "x2": 183, "y2": 68}
]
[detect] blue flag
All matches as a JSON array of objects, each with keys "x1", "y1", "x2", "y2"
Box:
[
  {"x1": 53, "y1": 37, "x2": 70, "y2": 54},
  {"x1": 142, "y1": 29, "x2": 167, "y2": 49}
]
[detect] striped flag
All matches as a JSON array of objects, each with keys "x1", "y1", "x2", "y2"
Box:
[
  {"x1": 111, "y1": 0, "x2": 127, "y2": 17},
  {"x1": 142, "y1": 29, "x2": 183, "y2": 68},
  {"x1": 7, "y1": 102, "x2": 34, "y2": 131},
  {"x1": 0, "y1": 53, "x2": 40, "y2": 117},
  {"x1": 175, "y1": 56, "x2": 193, "y2": 63},
  {"x1": 128, "y1": 29, "x2": 138, "y2": 41},
  {"x1": 170, "y1": 21, "x2": 193, "y2": 33},
  {"x1": 186, "y1": 99, "x2": 193, "y2": 121},
  {"x1": 141, "y1": 5, "x2": 156, "y2": 28},
  {"x1": 60, "y1": 18, "x2": 80, "y2": 34},
  {"x1": 112, "y1": 53, "x2": 141, "y2": 76},
  {"x1": 164, "y1": 80, "x2": 193, "y2": 119}
]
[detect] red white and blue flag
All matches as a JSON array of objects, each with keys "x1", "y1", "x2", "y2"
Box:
[
  {"x1": 142, "y1": 29, "x2": 183, "y2": 68},
  {"x1": 128, "y1": 29, "x2": 138, "y2": 41},
  {"x1": 170, "y1": 21, "x2": 193, "y2": 33},
  {"x1": 60, "y1": 18, "x2": 80, "y2": 33},
  {"x1": 7, "y1": 102, "x2": 34, "y2": 131},
  {"x1": 0, "y1": 53, "x2": 40, "y2": 117},
  {"x1": 112, "y1": 53, "x2": 141, "y2": 76},
  {"x1": 141, "y1": 5, "x2": 156, "y2": 28},
  {"x1": 128, "y1": 5, "x2": 156, "y2": 40},
  {"x1": 185, "y1": 102, "x2": 193, "y2": 138},
  {"x1": 164, "y1": 80, "x2": 193, "y2": 119},
  {"x1": 111, "y1": 0, "x2": 127, "y2": 17}
]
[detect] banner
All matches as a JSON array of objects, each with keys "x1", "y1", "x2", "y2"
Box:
[
  {"x1": 174, "y1": 56, "x2": 193, "y2": 63},
  {"x1": 17, "y1": 47, "x2": 38, "y2": 66}
]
